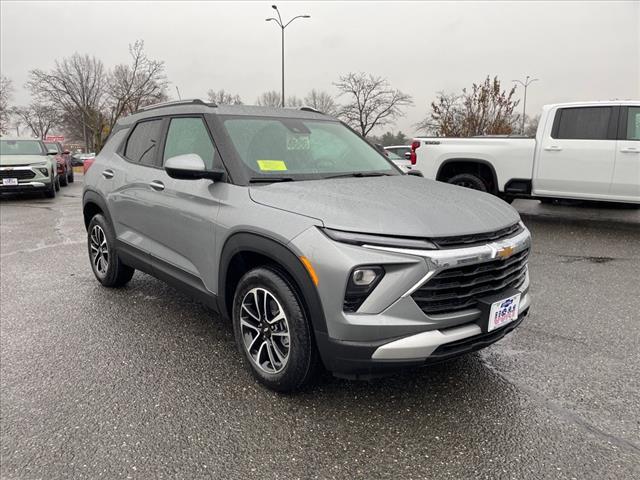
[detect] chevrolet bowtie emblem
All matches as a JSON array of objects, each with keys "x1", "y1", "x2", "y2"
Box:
[{"x1": 497, "y1": 245, "x2": 515, "y2": 259}]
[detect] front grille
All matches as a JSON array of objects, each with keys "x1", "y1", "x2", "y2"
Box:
[
  {"x1": 411, "y1": 248, "x2": 529, "y2": 315},
  {"x1": 431, "y1": 223, "x2": 522, "y2": 249},
  {"x1": 0, "y1": 169, "x2": 35, "y2": 180}
]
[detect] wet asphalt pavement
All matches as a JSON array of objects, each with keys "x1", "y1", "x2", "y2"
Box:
[{"x1": 1, "y1": 179, "x2": 639, "y2": 479}]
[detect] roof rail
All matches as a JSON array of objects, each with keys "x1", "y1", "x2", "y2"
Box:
[
  {"x1": 137, "y1": 99, "x2": 216, "y2": 113},
  {"x1": 299, "y1": 106, "x2": 323, "y2": 114}
]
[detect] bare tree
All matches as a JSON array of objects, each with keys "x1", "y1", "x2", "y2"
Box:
[
  {"x1": 0, "y1": 75, "x2": 14, "y2": 134},
  {"x1": 334, "y1": 73, "x2": 413, "y2": 137},
  {"x1": 415, "y1": 92, "x2": 465, "y2": 136},
  {"x1": 107, "y1": 40, "x2": 168, "y2": 132},
  {"x1": 418, "y1": 76, "x2": 520, "y2": 137},
  {"x1": 12, "y1": 103, "x2": 60, "y2": 139},
  {"x1": 207, "y1": 89, "x2": 242, "y2": 105},
  {"x1": 28, "y1": 42, "x2": 167, "y2": 152},
  {"x1": 303, "y1": 89, "x2": 337, "y2": 116},
  {"x1": 286, "y1": 96, "x2": 303, "y2": 108},
  {"x1": 256, "y1": 90, "x2": 282, "y2": 108},
  {"x1": 28, "y1": 54, "x2": 107, "y2": 151}
]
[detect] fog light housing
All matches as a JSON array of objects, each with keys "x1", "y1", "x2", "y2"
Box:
[
  {"x1": 344, "y1": 266, "x2": 385, "y2": 312},
  {"x1": 352, "y1": 268, "x2": 378, "y2": 286},
  {"x1": 38, "y1": 168, "x2": 49, "y2": 175}
]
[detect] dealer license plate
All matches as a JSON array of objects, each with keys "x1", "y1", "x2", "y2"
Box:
[
  {"x1": 488, "y1": 293, "x2": 521, "y2": 332},
  {"x1": 2, "y1": 178, "x2": 18, "y2": 186}
]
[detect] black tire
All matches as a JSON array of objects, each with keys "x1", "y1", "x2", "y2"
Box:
[
  {"x1": 60, "y1": 170, "x2": 68, "y2": 187},
  {"x1": 44, "y1": 177, "x2": 56, "y2": 198},
  {"x1": 87, "y1": 214, "x2": 135, "y2": 288},
  {"x1": 54, "y1": 176, "x2": 60, "y2": 191},
  {"x1": 540, "y1": 198, "x2": 556, "y2": 205},
  {"x1": 68, "y1": 167, "x2": 74, "y2": 183},
  {"x1": 232, "y1": 266, "x2": 319, "y2": 392},
  {"x1": 447, "y1": 173, "x2": 488, "y2": 192}
]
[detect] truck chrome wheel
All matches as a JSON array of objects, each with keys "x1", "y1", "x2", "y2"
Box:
[
  {"x1": 240, "y1": 287, "x2": 290, "y2": 374},
  {"x1": 89, "y1": 225, "x2": 109, "y2": 277}
]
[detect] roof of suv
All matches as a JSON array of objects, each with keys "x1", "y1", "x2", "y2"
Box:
[{"x1": 118, "y1": 100, "x2": 332, "y2": 127}]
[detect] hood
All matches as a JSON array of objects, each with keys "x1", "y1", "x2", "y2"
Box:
[
  {"x1": 0, "y1": 154, "x2": 49, "y2": 167},
  {"x1": 249, "y1": 176, "x2": 520, "y2": 238}
]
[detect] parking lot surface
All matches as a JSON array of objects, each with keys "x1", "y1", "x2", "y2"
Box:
[{"x1": 1, "y1": 179, "x2": 639, "y2": 479}]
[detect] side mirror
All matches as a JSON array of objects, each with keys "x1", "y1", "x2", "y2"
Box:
[
  {"x1": 404, "y1": 152, "x2": 411, "y2": 160},
  {"x1": 406, "y1": 170, "x2": 424, "y2": 177},
  {"x1": 46, "y1": 151, "x2": 58, "y2": 156},
  {"x1": 164, "y1": 153, "x2": 225, "y2": 181},
  {"x1": 63, "y1": 150, "x2": 70, "y2": 155}
]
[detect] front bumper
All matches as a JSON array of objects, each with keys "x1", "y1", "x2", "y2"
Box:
[
  {"x1": 317, "y1": 308, "x2": 529, "y2": 378},
  {"x1": 290, "y1": 224, "x2": 532, "y2": 377},
  {"x1": 0, "y1": 165, "x2": 52, "y2": 194}
]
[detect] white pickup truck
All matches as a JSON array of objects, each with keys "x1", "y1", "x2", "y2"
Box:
[{"x1": 404, "y1": 101, "x2": 639, "y2": 204}]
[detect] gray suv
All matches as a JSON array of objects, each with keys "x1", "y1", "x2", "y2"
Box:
[{"x1": 83, "y1": 100, "x2": 531, "y2": 392}]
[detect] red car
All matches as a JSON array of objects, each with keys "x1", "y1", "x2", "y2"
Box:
[
  {"x1": 45, "y1": 141, "x2": 74, "y2": 186},
  {"x1": 83, "y1": 156, "x2": 95, "y2": 174}
]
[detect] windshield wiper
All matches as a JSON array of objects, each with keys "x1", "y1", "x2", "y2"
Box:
[
  {"x1": 325, "y1": 172, "x2": 392, "y2": 179},
  {"x1": 249, "y1": 176, "x2": 295, "y2": 183}
]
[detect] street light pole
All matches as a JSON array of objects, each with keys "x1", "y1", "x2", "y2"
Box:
[
  {"x1": 512, "y1": 76, "x2": 539, "y2": 135},
  {"x1": 266, "y1": 5, "x2": 310, "y2": 107}
]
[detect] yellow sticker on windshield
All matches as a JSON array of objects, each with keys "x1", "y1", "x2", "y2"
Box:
[{"x1": 257, "y1": 160, "x2": 288, "y2": 171}]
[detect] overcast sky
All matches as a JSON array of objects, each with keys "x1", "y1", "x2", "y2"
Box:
[{"x1": 1, "y1": 0, "x2": 638, "y2": 135}]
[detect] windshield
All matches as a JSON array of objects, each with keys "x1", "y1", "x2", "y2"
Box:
[
  {"x1": 220, "y1": 116, "x2": 400, "y2": 180},
  {"x1": 44, "y1": 142, "x2": 60, "y2": 153},
  {"x1": 0, "y1": 140, "x2": 45, "y2": 156}
]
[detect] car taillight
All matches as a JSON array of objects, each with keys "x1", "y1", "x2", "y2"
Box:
[{"x1": 409, "y1": 140, "x2": 420, "y2": 165}]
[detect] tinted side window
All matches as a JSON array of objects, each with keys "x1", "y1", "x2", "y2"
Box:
[
  {"x1": 626, "y1": 107, "x2": 640, "y2": 140},
  {"x1": 162, "y1": 117, "x2": 216, "y2": 169},
  {"x1": 124, "y1": 119, "x2": 163, "y2": 165},
  {"x1": 554, "y1": 107, "x2": 611, "y2": 140}
]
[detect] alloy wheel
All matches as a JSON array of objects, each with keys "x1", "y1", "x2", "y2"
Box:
[
  {"x1": 89, "y1": 225, "x2": 109, "y2": 277},
  {"x1": 240, "y1": 287, "x2": 291, "y2": 374}
]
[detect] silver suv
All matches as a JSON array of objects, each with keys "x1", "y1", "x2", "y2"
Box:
[{"x1": 83, "y1": 100, "x2": 531, "y2": 392}]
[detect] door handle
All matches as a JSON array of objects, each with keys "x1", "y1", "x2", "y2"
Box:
[
  {"x1": 620, "y1": 147, "x2": 639, "y2": 153},
  {"x1": 102, "y1": 169, "x2": 114, "y2": 179},
  {"x1": 149, "y1": 180, "x2": 165, "y2": 191},
  {"x1": 544, "y1": 146, "x2": 562, "y2": 152}
]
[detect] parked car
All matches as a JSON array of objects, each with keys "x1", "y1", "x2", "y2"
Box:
[
  {"x1": 384, "y1": 144, "x2": 411, "y2": 160},
  {"x1": 71, "y1": 152, "x2": 96, "y2": 166},
  {"x1": 45, "y1": 141, "x2": 74, "y2": 186},
  {"x1": 399, "y1": 101, "x2": 639, "y2": 204},
  {"x1": 0, "y1": 138, "x2": 60, "y2": 197},
  {"x1": 83, "y1": 100, "x2": 531, "y2": 392},
  {"x1": 71, "y1": 153, "x2": 84, "y2": 166}
]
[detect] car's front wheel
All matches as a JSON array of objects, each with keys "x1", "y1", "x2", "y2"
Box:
[
  {"x1": 87, "y1": 214, "x2": 135, "y2": 287},
  {"x1": 232, "y1": 267, "x2": 319, "y2": 392},
  {"x1": 44, "y1": 175, "x2": 56, "y2": 198}
]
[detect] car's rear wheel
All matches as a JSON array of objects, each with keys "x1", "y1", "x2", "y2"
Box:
[
  {"x1": 447, "y1": 173, "x2": 488, "y2": 192},
  {"x1": 60, "y1": 169, "x2": 68, "y2": 187},
  {"x1": 87, "y1": 214, "x2": 135, "y2": 287},
  {"x1": 232, "y1": 267, "x2": 319, "y2": 392},
  {"x1": 68, "y1": 167, "x2": 74, "y2": 183},
  {"x1": 54, "y1": 176, "x2": 60, "y2": 191}
]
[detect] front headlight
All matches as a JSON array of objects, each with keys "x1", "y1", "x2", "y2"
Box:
[{"x1": 321, "y1": 227, "x2": 437, "y2": 250}]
